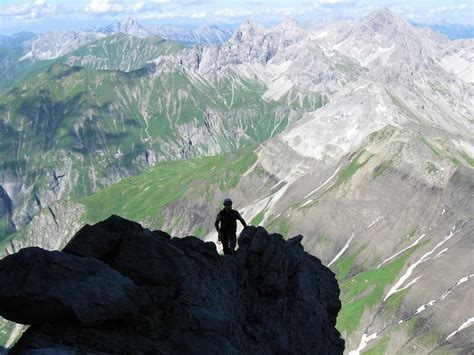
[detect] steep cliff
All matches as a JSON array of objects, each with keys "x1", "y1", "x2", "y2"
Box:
[{"x1": 0, "y1": 215, "x2": 344, "y2": 354}]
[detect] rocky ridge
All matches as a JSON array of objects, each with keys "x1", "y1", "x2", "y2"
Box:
[
  {"x1": 20, "y1": 18, "x2": 230, "y2": 62},
  {"x1": 0, "y1": 215, "x2": 344, "y2": 354}
]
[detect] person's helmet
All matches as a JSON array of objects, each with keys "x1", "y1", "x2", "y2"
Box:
[{"x1": 223, "y1": 197, "x2": 233, "y2": 206}]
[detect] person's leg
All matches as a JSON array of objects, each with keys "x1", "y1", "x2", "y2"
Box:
[
  {"x1": 230, "y1": 233, "x2": 236, "y2": 255},
  {"x1": 221, "y1": 233, "x2": 230, "y2": 255}
]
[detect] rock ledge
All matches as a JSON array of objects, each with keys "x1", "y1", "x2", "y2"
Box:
[{"x1": 0, "y1": 215, "x2": 344, "y2": 354}]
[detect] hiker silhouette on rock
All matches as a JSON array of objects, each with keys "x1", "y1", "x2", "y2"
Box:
[{"x1": 215, "y1": 198, "x2": 247, "y2": 255}]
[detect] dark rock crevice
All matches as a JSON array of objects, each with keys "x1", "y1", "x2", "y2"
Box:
[
  {"x1": 49, "y1": 169, "x2": 65, "y2": 190},
  {"x1": 33, "y1": 191, "x2": 42, "y2": 209},
  {"x1": 0, "y1": 186, "x2": 13, "y2": 217},
  {"x1": 47, "y1": 206, "x2": 58, "y2": 226},
  {"x1": 0, "y1": 215, "x2": 344, "y2": 354}
]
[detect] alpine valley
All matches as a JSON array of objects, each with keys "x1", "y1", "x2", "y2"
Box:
[{"x1": 0, "y1": 8, "x2": 473, "y2": 354}]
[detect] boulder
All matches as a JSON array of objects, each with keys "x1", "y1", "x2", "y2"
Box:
[{"x1": 0, "y1": 247, "x2": 151, "y2": 325}]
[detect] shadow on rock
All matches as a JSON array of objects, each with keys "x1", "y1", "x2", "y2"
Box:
[{"x1": 0, "y1": 215, "x2": 344, "y2": 354}]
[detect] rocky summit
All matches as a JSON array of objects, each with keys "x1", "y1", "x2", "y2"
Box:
[{"x1": 0, "y1": 215, "x2": 344, "y2": 354}]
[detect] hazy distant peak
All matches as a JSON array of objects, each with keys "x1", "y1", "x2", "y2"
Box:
[
  {"x1": 116, "y1": 17, "x2": 138, "y2": 31},
  {"x1": 279, "y1": 17, "x2": 300, "y2": 29},
  {"x1": 365, "y1": 7, "x2": 398, "y2": 21},
  {"x1": 122, "y1": 17, "x2": 136, "y2": 27},
  {"x1": 115, "y1": 17, "x2": 149, "y2": 38},
  {"x1": 196, "y1": 24, "x2": 220, "y2": 31},
  {"x1": 240, "y1": 19, "x2": 266, "y2": 32},
  {"x1": 230, "y1": 20, "x2": 266, "y2": 42},
  {"x1": 363, "y1": 7, "x2": 408, "y2": 31}
]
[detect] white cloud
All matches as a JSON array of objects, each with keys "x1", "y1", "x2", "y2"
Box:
[
  {"x1": 85, "y1": 0, "x2": 126, "y2": 13},
  {"x1": 429, "y1": 3, "x2": 469, "y2": 15},
  {"x1": 270, "y1": 7, "x2": 307, "y2": 16},
  {"x1": 84, "y1": 0, "x2": 176, "y2": 15},
  {"x1": 132, "y1": 11, "x2": 174, "y2": 19},
  {"x1": 213, "y1": 6, "x2": 308, "y2": 18},
  {"x1": 214, "y1": 8, "x2": 254, "y2": 17},
  {"x1": 0, "y1": 0, "x2": 56, "y2": 21},
  {"x1": 429, "y1": 6, "x2": 447, "y2": 14},
  {"x1": 319, "y1": 0, "x2": 352, "y2": 3},
  {"x1": 188, "y1": 11, "x2": 208, "y2": 18},
  {"x1": 130, "y1": 2, "x2": 145, "y2": 12},
  {"x1": 131, "y1": 9, "x2": 207, "y2": 20}
]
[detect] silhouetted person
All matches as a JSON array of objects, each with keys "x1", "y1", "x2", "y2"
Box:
[{"x1": 215, "y1": 198, "x2": 247, "y2": 255}]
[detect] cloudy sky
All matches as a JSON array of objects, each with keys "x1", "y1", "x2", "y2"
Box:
[{"x1": 0, "y1": 0, "x2": 472, "y2": 34}]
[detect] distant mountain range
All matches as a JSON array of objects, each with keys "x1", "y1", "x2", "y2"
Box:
[
  {"x1": 8, "y1": 18, "x2": 232, "y2": 62},
  {"x1": 0, "y1": 17, "x2": 472, "y2": 93},
  {"x1": 1, "y1": 17, "x2": 472, "y2": 62},
  {"x1": 0, "y1": 8, "x2": 473, "y2": 354},
  {"x1": 413, "y1": 22, "x2": 474, "y2": 40},
  {"x1": 0, "y1": 18, "x2": 232, "y2": 92}
]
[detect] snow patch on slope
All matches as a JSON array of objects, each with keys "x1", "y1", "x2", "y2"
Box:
[
  {"x1": 377, "y1": 234, "x2": 426, "y2": 268},
  {"x1": 366, "y1": 216, "x2": 382, "y2": 229},
  {"x1": 328, "y1": 233, "x2": 354, "y2": 267},
  {"x1": 349, "y1": 332, "x2": 378, "y2": 355},
  {"x1": 446, "y1": 318, "x2": 474, "y2": 341},
  {"x1": 383, "y1": 227, "x2": 457, "y2": 301},
  {"x1": 440, "y1": 274, "x2": 474, "y2": 301},
  {"x1": 303, "y1": 164, "x2": 343, "y2": 199}
]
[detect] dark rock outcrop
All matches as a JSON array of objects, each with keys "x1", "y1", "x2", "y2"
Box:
[
  {"x1": 0, "y1": 215, "x2": 344, "y2": 354},
  {"x1": 0, "y1": 247, "x2": 151, "y2": 325}
]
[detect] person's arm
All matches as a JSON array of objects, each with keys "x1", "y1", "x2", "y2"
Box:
[
  {"x1": 215, "y1": 213, "x2": 224, "y2": 242},
  {"x1": 215, "y1": 212, "x2": 221, "y2": 232},
  {"x1": 237, "y1": 211, "x2": 247, "y2": 229}
]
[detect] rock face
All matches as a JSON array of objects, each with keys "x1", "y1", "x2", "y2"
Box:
[
  {"x1": 0, "y1": 215, "x2": 344, "y2": 354},
  {"x1": 0, "y1": 247, "x2": 151, "y2": 325}
]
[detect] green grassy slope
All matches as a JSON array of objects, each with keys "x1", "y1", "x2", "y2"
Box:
[
  {"x1": 0, "y1": 47, "x2": 31, "y2": 93},
  {"x1": 0, "y1": 58, "x2": 290, "y2": 242},
  {"x1": 0, "y1": 62, "x2": 286, "y2": 191},
  {"x1": 82, "y1": 147, "x2": 257, "y2": 232},
  {"x1": 0, "y1": 33, "x2": 182, "y2": 93},
  {"x1": 335, "y1": 247, "x2": 418, "y2": 336},
  {"x1": 64, "y1": 34, "x2": 183, "y2": 72}
]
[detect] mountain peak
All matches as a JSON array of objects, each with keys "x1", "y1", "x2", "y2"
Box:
[
  {"x1": 240, "y1": 19, "x2": 264, "y2": 32},
  {"x1": 363, "y1": 7, "x2": 408, "y2": 31},
  {"x1": 230, "y1": 20, "x2": 266, "y2": 42},
  {"x1": 117, "y1": 17, "x2": 138, "y2": 30},
  {"x1": 280, "y1": 17, "x2": 300, "y2": 29},
  {"x1": 115, "y1": 17, "x2": 149, "y2": 38},
  {"x1": 122, "y1": 17, "x2": 136, "y2": 26},
  {"x1": 275, "y1": 17, "x2": 306, "y2": 38}
]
